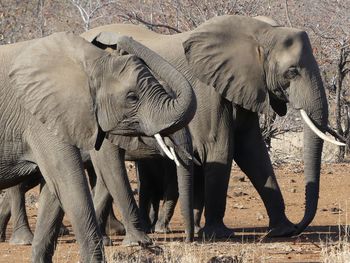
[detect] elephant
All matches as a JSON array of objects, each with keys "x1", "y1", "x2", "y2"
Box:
[
  {"x1": 82, "y1": 14, "x2": 344, "y2": 239},
  {"x1": 0, "y1": 30, "x2": 196, "y2": 262},
  {"x1": 0, "y1": 129, "x2": 195, "y2": 246}
]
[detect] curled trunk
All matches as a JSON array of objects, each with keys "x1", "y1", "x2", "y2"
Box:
[{"x1": 115, "y1": 36, "x2": 196, "y2": 136}]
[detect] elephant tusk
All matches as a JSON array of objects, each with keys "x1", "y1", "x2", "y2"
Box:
[
  {"x1": 154, "y1": 133, "x2": 175, "y2": 160},
  {"x1": 300, "y1": 110, "x2": 346, "y2": 146},
  {"x1": 170, "y1": 147, "x2": 180, "y2": 166}
]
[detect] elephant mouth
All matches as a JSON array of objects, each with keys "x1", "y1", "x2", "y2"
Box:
[
  {"x1": 107, "y1": 122, "x2": 181, "y2": 165},
  {"x1": 108, "y1": 121, "x2": 141, "y2": 136},
  {"x1": 275, "y1": 82, "x2": 290, "y2": 102}
]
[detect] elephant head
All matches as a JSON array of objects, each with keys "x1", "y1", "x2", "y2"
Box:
[
  {"x1": 183, "y1": 15, "x2": 343, "y2": 235},
  {"x1": 9, "y1": 32, "x2": 196, "y2": 155}
]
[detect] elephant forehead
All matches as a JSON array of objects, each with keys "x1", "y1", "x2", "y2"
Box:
[
  {"x1": 109, "y1": 55, "x2": 148, "y2": 84},
  {"x1": 272, "y1": 31, "x2": 305, "y2": 68}
]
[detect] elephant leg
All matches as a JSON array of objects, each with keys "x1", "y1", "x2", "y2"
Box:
[
  {"x1": 0, "y1": 192, "x2": 11, "y2": 242},
  {"x1": 93, "y1": 176, "x2": 125, "y2": 246},
  {"x1": 136, "y1": 160, "x2": 156, "y2": 232},
  {"x1": 93, "y1": 173, "x2": 125, "y2": 238},
  {"x1": 155, "y1": 159, "x2": 178, "y2": 233},
  {"x1": 193, "y1": 164, "x2": 204, "y2": 234},
  {"x1": 29, "y1": 135, "x2": 104, "y2": 263},
  {"x1": 90, "y1": 141, "x2": 151, "y2": 247},
  {"x1": 199, "y1": 155, "x2": 234, "y2": 239},
  {"x1": 93, "y1": 181, "x2": 113, "y2": 246},
  {"x1": 149, "y1": 198, "x2": 160, "y2": 230},
  {"x1": 8, "y1": 184, "x2": 33, "y2": 245},
  {"x1": 8, "y1": 174, "x2": 41, "y2": 245},
  {"x1": 105, "y1": 208, "x2": 125, "y2": 236},
  {"x1": 234, "y1": 109, "x2": 295, "y2": 237},
  {"x1": 31, "y1": 183, "x2": 64, "y2": 262}
]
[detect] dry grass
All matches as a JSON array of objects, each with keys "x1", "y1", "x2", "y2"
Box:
[{"x1": 321, "y1": 225, "x2": 350, "y2": 263}]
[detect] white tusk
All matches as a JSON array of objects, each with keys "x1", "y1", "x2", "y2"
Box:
[
  {"x1": 154, "y1": 133, "x2": 174, "y2": 160},
  {"x1": 300, "y1": 110, "x2": 346, "y2": 146},
  {"x1": 170, "y1": 147, "x2": 180, "y2": 166}
]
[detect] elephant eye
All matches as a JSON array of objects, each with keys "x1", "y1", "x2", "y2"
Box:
[
  {"x1": 284, "y1": 67, "x2": 299, "y2": 80},
  {"x1": 126, "y1": 92, "x2": 139, "y2": 104}
]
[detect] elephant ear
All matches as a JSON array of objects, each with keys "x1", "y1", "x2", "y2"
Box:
[
  {"x1": 183, "y1": 16, "x2": 269, "y2": 113},
  {"x1": 84, "y1": 31, "x2": 126, "y2": 55},
  {"x1": 9, "y1": 32, "x2": 104, "y2": 149}
]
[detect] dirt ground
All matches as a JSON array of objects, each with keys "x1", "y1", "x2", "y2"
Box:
[{"x1": 0, "y1": 162, "x2": 349, "y2": 263}]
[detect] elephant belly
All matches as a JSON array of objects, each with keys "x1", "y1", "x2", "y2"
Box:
[{"x1": 0, "y1": 158, "x2": 38, "y2": 190}]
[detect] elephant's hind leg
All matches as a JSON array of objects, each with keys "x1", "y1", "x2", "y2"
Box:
[
  {"x1": 31, "y1": 183, "x2": 64, "y2": 262},
  {"x1": 8, "y1": 174, "x2": 40, "y2": 245},
  {"x1": 0, "y1": 192, "x2": 11, "y2": 242},
  {"x1": 8, "y1": 184, "x2": 34, "y2": 245},
  {"x1": 198, "y1": 142, "x2": 235, "y2": 239},
  {"x1": 93, "y1": 176, "x2": 125, "y2": 246}
]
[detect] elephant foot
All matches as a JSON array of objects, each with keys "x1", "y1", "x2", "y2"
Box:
[
  {"x1": 154, "y1": 221, "x2": 170, "y2": 233},
  {"x1": 0, "y1": 232, "x2": 5, "y2": 242},
  {"x1": 267, "y1": 219, "x2": 297, "y2": 237},
  {"x1": 9, "y1": 227, "x2": 33, "y2": 245},
  {"x1": 194, "y1": 224, "x2": 201, "y2": 235},
  {"x1": 121, "y1": 230, "x2": 152, "y2": 247},
  {"x1": 59, "y1": 224, "x2": 69, "y2": 236},
  {"x1": 198, "y1": 223, "x2": 235, "y2": 239},
  {"x1": 102, "y1": 235, "x2": 113, "y2": 246},
  {"x1": 105, "y1": 218, "x2": 125, "y2": 236}
]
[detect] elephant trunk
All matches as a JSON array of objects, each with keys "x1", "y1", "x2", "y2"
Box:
[
  {"x1": 172, "y1": 128, "x2": 194, "y2": 242},
  {"x1": 115, "y1": 36, "x2": 196, "y2": 136},
  {"x1": 289, "y1": 56, "x2": 328, "y2": 235}
]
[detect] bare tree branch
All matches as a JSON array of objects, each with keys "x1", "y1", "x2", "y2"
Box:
[
  {"x1": 70, "y1": 0, "x2": 116, "y2": 31},
  {"x1": 326, "y1": 126, "x2": 347, "y2": 143},
  {"x1": 284, "y1": 0, "x2": 293, "y2": 27},
  {"x1": 307, "y1": 25, "x2": 337, "y2": 40},
  {"x1": 119, "y1": 12, "x2": 182, "y2": 33}
]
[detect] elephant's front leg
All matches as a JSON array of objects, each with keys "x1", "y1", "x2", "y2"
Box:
[
  {"x1": 233, "y1": 108, "x2": 295, "y2": 237},
  {"x1": 29, "y1": 133, "x2": 105, "y2": 263},
  {"x1": 90, "y1": 141, "x2": 151, "y2": 246},
  {"x1": 154, "y1": 159, "x2": 179, "y2": 234},
  {"x1": 136, "y1": 160, "x2": 157, "y2": 232}
]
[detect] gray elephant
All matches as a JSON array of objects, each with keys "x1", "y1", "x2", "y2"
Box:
[
  {"x1": 0, "y1": 30, "x2": 195, "y2": 262},
  {"x1": 82, "y1": 15, "x2": 343, "y2": 239},
  {"x1": 0, "y1": 130, "x2": 194, "y2": 246}
]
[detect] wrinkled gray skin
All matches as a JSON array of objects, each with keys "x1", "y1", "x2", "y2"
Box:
[
  {"x1": 84, "y1": 15, "x2": 328, "y2": 238},
  {"x1": 0, "y1": 159, "x2": 124, "y2": 246},
  {"x1": 0, "y1": 31, "x2": 195, "y2": 262},
  {"x1": 0, "y1": 128, "x2": 193, "y2": 246},
  {"x1": 79, "y1": 31, "x2": 195, "y2": 244}
]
